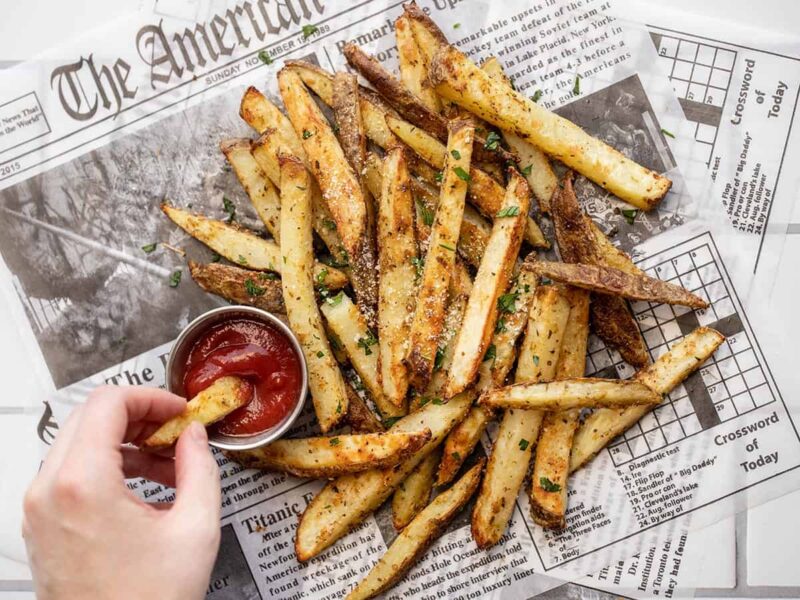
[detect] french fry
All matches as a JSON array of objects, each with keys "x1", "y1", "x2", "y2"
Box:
[
  {"x1": 345, "y1": 385, "x2": 385, "y2": 434},
  {"x1": 480, "y1": 378, "x2": 660, "y2": 410},
  {"x1": 396, "y1": 14, "x2": 441, "y2": 113},
  {"x1": 570, "y1": 327, "x2": 725, "y2": 472},
  {"x1": 295, "y1": 390, "x2": 474, "y2": 561},
  {"x1": 227, "y1": 430, "x2": 431, "y2": 478},
  {"x1": 587, "y1": 218, "x2": 644, "y2": 275},
  {"x1": 428, "y1": 45, "x2": 673, "y2": 209},
  {"x1": 527, "y1": 261, "x2": 709, "y2": 309},
  {"x1": 239, "y1": 86, "x2": 304, "y2": 157},
  {"x1": 220, "y1": 138, "x2": 281, "y2": 240},
  {"x1": 143, "y1": 376, "x2": 252, "y2": 448},
  {"x1": 347, "y1": 459, "x2": 484, "y2": 600},
  {"x1": 250, "y1": 129, "x2": 349, "y2": 267},
  {"x1": 471, "y1": 286, "x2": 570, "y2": 548},
  {"x1": 437, "y1": 264, "x2": 539, "y2": 486},
  {"x1": 444, "y1": 170, "x2": 530, "y2": 398},
  {"x1": 458, "y1": 205, "x2": 492, "y2": 266},
  {"x1": 392, "y1": 448, "x2": 439, "y2": 530},
  {"x1": 386, "y1": 114, "x2": 548, "y2": 248},
  {"x1": 377, "y1": 149, "x2": 418, "y2": 410},
  {"x1": 480, "y1": 57, "x2": 558, "y2": 212},
  {"x1": 529, "y1": 289, "x2": 589, "y2": 528},
  {"x1": 188, "y1": 261, "x2": 285, "y2": 314},
  {"x1": 320, "y1": 292, "x2": 402, "y2": 418},
  {"x1": 403, "y1": 1, "x2": 449, "y2": 66},
  {"x1": 278, "y1": 68, "x2": 377, "y2": 317},
  {"x1": 279, "y1": 156, "x2": 348, "y2": 433},
  {"x1": 343, "y1": 42, "x2": 515, "y2": 166},
  {"x1": 161, "y1": 204, "x2": 347, "y2": 289},
  {"x1": 406, "y1": 121, "x2": 473, "y2": 391}
]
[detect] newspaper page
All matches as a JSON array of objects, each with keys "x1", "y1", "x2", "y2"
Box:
[{"x1": 2, "y1": 0, "x2": 800, "y2": 598}]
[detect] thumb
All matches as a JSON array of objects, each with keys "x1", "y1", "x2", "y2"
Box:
[{"x1": 171, "y1": 422, "x2": 221, "y2": 526}]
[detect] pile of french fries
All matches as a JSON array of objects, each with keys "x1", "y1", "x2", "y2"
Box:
[{"x1": 157, "y1": 3, "x2": 725, "y2": 597}]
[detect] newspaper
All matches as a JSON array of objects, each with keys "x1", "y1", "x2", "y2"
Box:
[{"x1": 1, "y1": 0, "x2": 800, "y2": 598}]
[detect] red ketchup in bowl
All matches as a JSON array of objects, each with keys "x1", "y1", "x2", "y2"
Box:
[{"x1": 183, "y1": 318, "x2": 302, "y2": 436}]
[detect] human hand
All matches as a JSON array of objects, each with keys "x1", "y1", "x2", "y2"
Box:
[{"x1": 22, "y1": 386, "x2": 221, "y2": 600}]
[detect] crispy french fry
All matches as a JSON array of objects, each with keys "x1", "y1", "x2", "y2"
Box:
[
  {"x1": 529, "y1": 289, "x2": 590, "y2": 529},
  {"x1": 220, "y1": 138, "x2": 281, "y2": 240},
  {"x1": 278, "y1": 68, "x2": 377, "y2": 318},
  {"x1": 295, "y1": 390, "x2": 474, "y2": 561},
  {"x1": 458, "y1": 205, "x2": 491, "y2": 266},
  {"x1": 188, "y1": 261, "x2": 285, "y2": 313},
  {"x1": 320, "y1": 292, "x2": 401, "y2": 418},
  {"x1": 527, "y1": 261, "x2": 709, "y2": 309},
  {"x1": 570, "y1": 327, "x2": 725, "y2": 472},
  {"x1": 377, "y1": 149, "x2": 418, "y2": 410},
  {"x1": 347, "y1": 458, "x2": 484, "y2": 600},
  {"x1": 143, "y1": 376, "x2": 252, "y2": 448},
  {"x1": 406, "y1": 121, "x2": 473, "y2": 391},
  {"x1": 587, "y1": 218, "x2": 644, "y2": 275},
  {"x1": 480, "y1": 378, "x2": 660, "y2": 410},
  {"x1": 403, "y1": 1, "x2": 449, "y2": 66},
  {"x1": 161, "y1": 204, "x2": 347, "y2": 289},
  {"x1": 386, "y1": 114, "x2": 547, "y2": 248},
  {"x1": 392, "y1": 448, "x2": 439, "y2": 530},
  {"x1": 444, "y1": 170, "x2": 529, "y2": 398},
  {"x1": 279, "y1": 156, "x2": 348, "y2": 433},
  {"x1": 436, "y1": 405, "x2": 491, "y2": 486},
  {"x1": 227, "y1": 430, "x2": 431, "y2": 478},
  {"x1": 471, "y1": 286, "x2": 570, "y2": 548},
  {"x1": 239, "y1": 86, "x2": 304, "y2": 157},
  {"x1": 250, "y1": 129, "x2": 349, "y2": 267},
  {"x1": 428, "y1": 45, "x2": 672, "y2": 209},
  {"x1": 480, "y1": 57, "x2": 558, "y2": 212},
  {"x1": 396, "y1": 14, "x2": 441, "y2": 113},
  {"x1": 345, "y1": 385, "x2": 385, "y2": 434}
]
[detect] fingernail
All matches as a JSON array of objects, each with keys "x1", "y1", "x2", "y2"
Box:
[{"x1": 189, "y1": 421, "x2": 208, "y2": 445}]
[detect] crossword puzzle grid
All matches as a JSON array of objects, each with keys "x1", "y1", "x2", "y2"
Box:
[
  {"x1": 653, "y1": 33, "x2": 736, "y2": 165},
  {"x1": 585, "y1": 240, "x2": 776, "y2": 467}
]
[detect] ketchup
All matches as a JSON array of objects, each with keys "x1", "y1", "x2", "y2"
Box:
[{"x1": 183, "y1": 318, "x2": 302, "y2": 436}]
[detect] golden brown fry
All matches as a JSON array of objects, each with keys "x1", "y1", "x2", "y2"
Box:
[
  {"x1": 345, "y1": 385, "x2": 385, "y2": 434},
  {"x1": 570, "y1": 327, "x2": 725, "y2": 472},
  {"x1": 587, "y1": 218, "x2": 644, "y2": 276},
  {"x1": 161, "y1": 204, "x2": 347, "y2": 289},
  {"x1": 392, "y1": 448, "x2": 439, "y2": 530},
  {"x1": 188, "y1": 261, "x2": 285, "y2": 313},
  {"x1": 143, "y1": 377, "x2": 251, "y2": 448},
  {"x1": 403, "y1": 1, "x2": 449, "y2": 66},
  {"x1": 428, "y1": 45, "x2": 672, "y2": 209},
  {"x1": 436, "y1": 405, "x2": 491, "y2": 486},
  {"x1": 239, "y1": 86, "x2": 304, "y2": 157},
  {"x1": 295, "y1": 391, "x2": 473, "y2": 561},
  {"x1": 529, "y1": 289, "x2": 589, "y2": 529},
  {"x1": 406, "y1": 121, "x2": 473, "y2": 391},
  {"x1": 279, "y1": 156, "x2": 348, "y2": 433},
  {"x1": 480, "y1": 378, "x2": 660, "y2": 410},
  {"x1": 220, "y1": 138, "x2": 281, "y2": 240},
  {"x1": 471, "y1": 286, "x2": 570, "y2": 548},
  {"x1": 396, "y1": 14, "x2": 441, "y2": 113},
  {"x1": 377, "y1": 149, "x2": 417, "y2": 410},
  {"x1": 347, "y1": 458, "x2": 484, "y2": 600},
  {"x1": 527, "y1": 261, "x2": 709, "y2": 309},
  {"x1": 227, "y1": 430, "x2": 431, "y2": 478},
  {"x1": 444, "y1": 170, "x2": 530, "y2": 398}
]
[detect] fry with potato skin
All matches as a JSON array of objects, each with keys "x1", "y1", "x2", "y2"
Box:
[
  {"x1": 320, "y1": 292, "x2": 402, "y2": 418},
  {"x1": 347, "y1": 459, "x2": 484, "y2": 600},
  {"x1": 188, "y1": 262, "x2": 285, "y2": 313},
  {"x1": 406, "y1": 121, "x2": 473, "y2": 391},
  {"x1": 345, "y1": 385, "x2": 385, "y2": 434},
  {"x1": 161, "y1": 204, "x2": 347, "y2": 289},
  {"x1": 279, "y1": 156, "x2": 348, "y2": 433},
  {"x1": 471, "y1": 286, "x2": 570, "y2": 548},
  {"x1": 529, "y1": 288, "x2": 589, "y2": 529},
  {"x1": 144, "y1": 376, "x2": 252, "y2": 448},
  {"x1": 226, "y1": 430, "x2": 431, "y2": 478},
  {"x1": 377, "y1": 149, "x2": 418, "y2": 410},
  {"x1": 428, "y1": 45, "x2": 672, "y2": 209},
  {"x1": 444, "y1": 170, "x2": 530, "y2": 398},
  {"x1": 526, "y1": 261, "x2": 709, "y2": 308},
  {"x1": 396, "y1": 14, "x2": 441, "y2": 113},
  {"x1": 570, "y1": 327, "x2": 725, "y2": 472},
  {"x1": 392, "y1": 448, "x2": 439, "y2": 530},
  {"x1": 220, "y1": 138, "x2": 281, "y2": 240},
  {"x1": 295, "y1": 390, "x2": 474, "y2": 561}
]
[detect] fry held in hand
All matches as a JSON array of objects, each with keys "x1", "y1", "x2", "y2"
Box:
[
  {"x1": 227, "y1": 430, "x2": 431, "y2": 478},
  {"x1": 144, "y1": 376, "x2": 252, "y2": 448}
]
